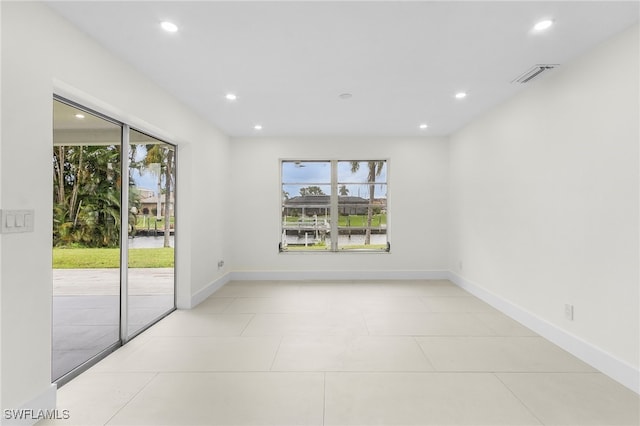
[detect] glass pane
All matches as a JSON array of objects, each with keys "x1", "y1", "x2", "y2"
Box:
[
  {"x1": 281, "y1": 207, "x2": 331, "y2": 251},
  {"x1": 338, "y1": 161, "x2": 387, "y2": 183},
  {"x1": 282, "y1": 184, "x2": 331, "y2": 202},
  {"x1": 127, "y1": 130, "x2": 175, "y2": 337},
  {"x1": 337, "y1": 161, "x2": 388, "y2": 251},
  {"x1": 282, "y1": 161, "x2": 331, "y2": 184},
  {"x1": 281, "y1": 161, "x2": 331, "y2": 252},
  {"x1": 337, "y1": 183, "x2": 388, "y2": 202},
  {"x1": 52, "y1": 100, "x2": 121, "y2": 381},
  {"x1": 337, "y1": 197, "x2": 387, "y2": 251}
]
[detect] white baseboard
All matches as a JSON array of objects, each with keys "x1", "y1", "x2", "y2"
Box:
[
  {"x1": 189, "y1": 272, "x2": 232, "y2": 308},
  {"x1": 230, "y1": 269, "x2": 449, "y2": 281},
  {"x1": 2, "y1": 384, "x2": 57, "y2": 426},
  {"x1": 447, "y1": 271, "x2": 640, "y2": 395}
]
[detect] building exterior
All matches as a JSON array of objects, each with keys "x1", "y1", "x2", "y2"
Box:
[
  {"x1": 283, "y1": 195, "x2": 379, "y2": 216},
  {"x1": 136, "y1": 187, "x2": 175, "y2": 218}
]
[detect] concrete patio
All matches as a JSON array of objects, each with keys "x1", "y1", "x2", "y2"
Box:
[{"x1": 52, "y1": 268, "x2": 174, "y2": 380}]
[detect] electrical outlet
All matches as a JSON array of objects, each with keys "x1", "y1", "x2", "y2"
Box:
[
  {"x1": 217, "y1": 260, "x2": 225, "y2": 269},
  {"x1": 564, "y1": 304, "x2": 574, "y2": 321}
]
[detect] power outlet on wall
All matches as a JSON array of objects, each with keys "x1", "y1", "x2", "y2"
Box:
[
  {"x1": 217, "y1": 260, "x2": 225, "y2": 270},
  {"x1": 564, "y1": 304, "x2": 574, "y2": 321}
]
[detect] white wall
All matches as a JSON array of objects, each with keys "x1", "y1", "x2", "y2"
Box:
[
  {"x1": 449, "y1": 24, "x2": 639, "y2": 384},
  {"x1": 0, "y1": 0, "x2": 4, "y2": 416},
  {"x1": 1, "y1": 0, "x2": 637, "y2": 417},
  {"x1": 0, "y1": 1, "x2": 230, "y2": 416},
  {"x1": 229, "y1": 137, "x2": 450, "y2": 278}
]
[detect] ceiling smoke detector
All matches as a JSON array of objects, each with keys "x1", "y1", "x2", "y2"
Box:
[{"x1": 512, "y1": 64, "x2": 559, "y2": 84}]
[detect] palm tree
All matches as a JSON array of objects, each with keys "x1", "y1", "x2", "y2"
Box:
[
  {"x1": 300, "y1": 186, "x2": 325, "y2": 196},
  {"x1": 350, "y1": 161, "x2": 384, "y2": 245},
  {"x1": 143, "y1": 144, "x2": 174, "y2": 248},
  {"x1": 339, "y1": 185, "x2": 349, "y2": 196},
  {"x1": 53, "y1": 144, "x2": 122, "y2": 247}
]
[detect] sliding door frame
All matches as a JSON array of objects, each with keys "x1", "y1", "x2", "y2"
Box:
[
  {"x1": 52, "y1": 95, "x2": 177, "y2": 383},
  {"x1": 120, "y1": 124, "x2": 131, "y2": 343}
]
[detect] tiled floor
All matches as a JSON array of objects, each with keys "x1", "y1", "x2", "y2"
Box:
[{"x1": 40, "y1": 279, "x2": 640, "y2": 426}]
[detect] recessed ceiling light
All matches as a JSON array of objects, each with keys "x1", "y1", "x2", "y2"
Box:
[
  {"x1": 339, "y1": 93, "x2": 353, "y2": 100},
  {"x1": 254, "y1": 124, "x2": 263, "y2": 130},
  {"x1": 455, "y1": 92, "x2": 467, "y2": 99},
  {"x1": 160, "y1": 21, "x2": 179, "y2": 33},
  {"x1": 225, "y1": 93, "x2": 237, "y2": 101},
  {"x1": 533, "y1": 19, "x2": 553, "y2": 31},
  {"x1": 74, "y1": 113, "x2": 85, "y2": 119},
  {"x1": 419, "y1": 123, "x2": 428, "y2": 130}
]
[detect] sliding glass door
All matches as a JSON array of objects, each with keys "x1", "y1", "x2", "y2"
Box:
[
  {"x1": 52, "y1": 98, "x2": 176, "y2": 383},
  {"x1": 52, "y1": 100, "x2": 122, "y2": 382},
  {"x1": 127, "y1": 130, "x2": 175, "y2": 338}
]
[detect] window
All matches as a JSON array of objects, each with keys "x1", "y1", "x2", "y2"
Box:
[{"x1": 281, "y1": 160, "x2": 388, "y2": 252}]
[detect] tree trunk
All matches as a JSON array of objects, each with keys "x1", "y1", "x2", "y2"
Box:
[
  {"x1": 54, "y1": 146, "x2": 66, "y2": 205},
  {"x1": 163, "y1": 149, "x2": 173, "y2": 248},
  {"x1": 365, "y1": 162, "x2": 376, "y2": 245},
  {"x1": 69, "y1": 146, "x2": 84, "y2": 223}
]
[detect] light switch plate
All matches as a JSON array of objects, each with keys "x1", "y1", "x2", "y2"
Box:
[
  {"x1": 1, "y1": 209, "x2": 35, "y2": 233},
  {"x1": 564, "y1": 304, "x2": 574, "y2": 321}
]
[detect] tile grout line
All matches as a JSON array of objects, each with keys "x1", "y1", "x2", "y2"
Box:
[
  {"x1": 103, "y1": 371, "x2": 160, "y2": 426},
  {"x1": 268, "y1": 335, "x2": 285, "y2": 371},
  {"x1": 359, "y1": 308, "x2": 372, "y2": 336},
  {"x1": 493, "y1": 372, "x2": 546, "y2": 425},
  {"x1": 238, "y1": 312, "x2": 256, "y2": 336},
  {"x1": 220, "y1": 297, "x2": 237, "y2": 313},
  {"x1": 412, "y1": 335, "x2": 437, "y2": 371}
]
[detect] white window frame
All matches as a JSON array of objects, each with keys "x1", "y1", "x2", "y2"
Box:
[{"x1": 280, "y1": 159, "x2": 389, "y2": 253}]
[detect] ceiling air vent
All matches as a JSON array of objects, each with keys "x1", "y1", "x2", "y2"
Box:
[{"x1": 512, "y1": 64, "x2": 559, "y2": 84}]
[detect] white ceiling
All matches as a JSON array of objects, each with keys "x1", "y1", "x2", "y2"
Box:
[{"x1": 46, "y1": 1, "x2": 639, "y2": 138}]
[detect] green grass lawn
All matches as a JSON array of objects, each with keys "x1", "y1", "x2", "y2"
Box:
[
  {"x1": 135, "y1": 216, "x2": 174, "y2": 230},
  {"x1": 338, "y1": 214, "x2": 386, "y2": 227},
  {"x1": 284, "y1": 246, "x2": 330, "y2": 251},
  {"x1": 283, "y1": 214, "x2": 386, "y2": 227},
  {"x1": 53, "y1": 247, "x2": 174, "y2": 269}
]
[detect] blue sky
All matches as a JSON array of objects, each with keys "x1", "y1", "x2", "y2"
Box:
[
  {"x1": 282, "y1": 161, "x2": 387, "y2": 199},
  {"x1": 130, "y1": 145, "x2": 162, "y2": 192},
  {"x1": 131, "y1": 168, "x2": 158, "y2": 191}
]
